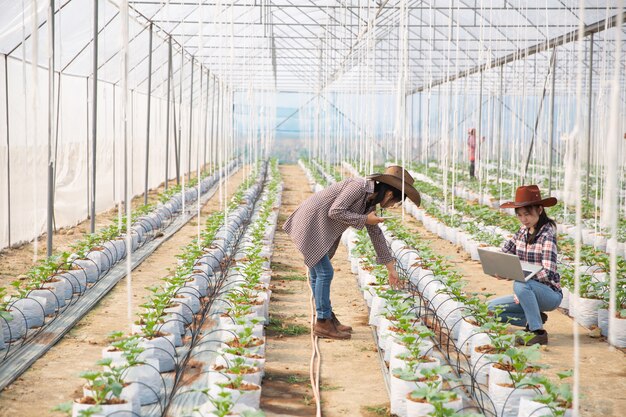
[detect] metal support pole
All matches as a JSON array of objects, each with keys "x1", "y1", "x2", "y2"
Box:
[
  {"x1": 176, "y1": 53, "x2": 183, "y2": 184},
  {"x1": 164, "y1": 36, "x2": 172, "y2": 190},
  {"x1": 548, "y1": 48, "x2": 557, "y2": 194},
  {"x1": 209, "y1": 75, "x2": 217, "y2": 173},
  {"x1": 47, "y1": 0, "x2": 56, "y2": 256},
  {"x1": 143, "y1": 22, "x2": 153, "y2": 205},
  {"x1": 477, "y1": 70, "x2": 483, "y2": 176},
  {"x1": 585, "y1": 33, "x2": 594, "y2": 202},
  {"x1": 203, "y1": 70, "x2": 209, "y2": 172},
  {"x1": 497, "y1": 66, "x2": 503, "y2": 191},
  {"x1": 187, "y1": 58, "x2": 194, "y2": 181},
  {"x1": 90, "y1": 0, "x2": 98, "y2": 233},
  {"x1": 215, "y1": 80, "x2": 222, "y2": 169},
  {"x1": 4, "y1": 55, "x2": 11, "y2": 246}
]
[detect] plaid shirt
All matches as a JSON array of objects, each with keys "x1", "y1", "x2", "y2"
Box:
[
  {"x1": 284, "y1": 177, "x2": 393, "y2": 268},
  {"x1": 502, "y1": 223, "x2": 561, "y2": 292}
]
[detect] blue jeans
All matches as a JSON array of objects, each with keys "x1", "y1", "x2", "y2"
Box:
[
  {"x1": 309, "y1": 254, "x2": 333, "y2": 320},
  {"x1": 488, "y1": 280, "x2": 562, "y2": 331}
]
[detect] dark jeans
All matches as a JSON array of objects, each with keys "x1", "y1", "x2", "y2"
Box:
[{"x1": 469, "y1": 161, "x2": 475, "y2": 178}]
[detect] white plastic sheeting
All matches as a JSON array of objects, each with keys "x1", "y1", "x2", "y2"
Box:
[{"x1": 0, "y1": 52, "x2": 214, "y2": 249}]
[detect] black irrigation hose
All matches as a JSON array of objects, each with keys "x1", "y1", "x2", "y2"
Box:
[
  {"x1": 0, "y1": 164, "x2": 239, "y2": 370},
  {"x1": 383, "y1": 239, "x2": 525, "y2": 416},
  {"x1": 160, "y1": 163, "x2": 272, "y2": 415}
]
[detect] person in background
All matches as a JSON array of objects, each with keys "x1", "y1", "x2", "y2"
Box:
[
  {"x1": 468, "y1": 128, "x2": 477, "y2": 178},
  {"x1": 284, "y1": 166, "x2": 421, "y2": 340},
  {"x1": 488, "y1": 185, "x2": 563, "y2": 345}
]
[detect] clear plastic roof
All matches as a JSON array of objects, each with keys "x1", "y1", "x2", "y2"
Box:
[{"x1": 0, "y1": 0, "x2": 623, "y2": 95}]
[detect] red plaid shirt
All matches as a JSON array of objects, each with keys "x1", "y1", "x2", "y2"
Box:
[{"x1": 502, "y1": 223, "x2": 561, "y2": 292}]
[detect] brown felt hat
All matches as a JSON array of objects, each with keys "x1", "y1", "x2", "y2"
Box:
[
  {"x1": 500, "y1": 185, "x2": 557, "y2": 209},
  {"x1": 367, "y1": 165, "x2": 421, "y2": 207}
]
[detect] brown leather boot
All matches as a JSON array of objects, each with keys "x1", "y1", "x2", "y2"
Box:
[
  {"x1": 314, "y1": 318, "x2": 351, "y2": 340},
  {"x1": 331, "y1": 312, "x2": 353, "y2": 333}
]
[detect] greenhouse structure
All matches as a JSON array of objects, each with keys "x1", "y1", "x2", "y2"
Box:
[{"x1": 0, "y1": 1, "x2": 625, "y2": 416}]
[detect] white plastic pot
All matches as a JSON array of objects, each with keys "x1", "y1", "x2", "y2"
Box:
[
  {"x1": 471, "y1": 344, "x2": 499, "y2": 386},
  {"x1": 517, "y1": 397, "x2": 573, "y2": 417},
  {"x1": 11, "y1": 297, "x2": 47, "y2": 328},
  {"x1": 58, "y1": 270, "x2": 88, "y2": 294},
  {"x1": 456, "y1": 318, "x2": 480, "y2": 355},
  {"x1": 28, "y1": 288, "x2": 60, "y2": 315},
  {"x1": 390, "y1": 372, "x2": 442, "y2": 417},
  {"x1": 82, "y1": 384, "x2": 140, "y2": 415},
  {"x1": 72, "y1": 399, "x2": 134, "y2": 417},
  {"x1": 388, "y1": 340, "x2": 435, "y2": 371},
  {"x1": 2, "y1": 309, "x2": 27, "y2": 341},
  {"x1": 138, "y1": 333, "x2": 177, "y2": 372},
  {"x1": 608, "y1": 314, "x2": 626, "y2": 348},
  {"x1": 72, "y1": 259, "x2": 100, "y2": 283},
  {"x1": 208, "y1": 381, "x2": 262, "y2": 412},
  {"x1": 208, "y1": 365, "x2": 263, "y2": 386},
  {"x1": 406, "y1": 396, "x2": 462, "y2": 417},
  {"x1": 570, "y1": 294, "x2": 602, "y2": 328},
  {"x1": 123, "y1": 359, "x2": 164, "y2": 405},
  {"x1": 490, "y1": 383, "x2": 538, "y2": 417},
  {"x1": 369, "y1": 295, "x2": 386, "y2": 327},
  {"x1": 560, "y1": 287, "x2": 570, "y2": 310}
]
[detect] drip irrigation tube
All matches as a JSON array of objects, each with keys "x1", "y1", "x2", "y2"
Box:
[{"x1": 0, "y1": 163, "x2": 240, "y2": 392}]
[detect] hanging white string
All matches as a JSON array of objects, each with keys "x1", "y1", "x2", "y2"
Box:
[
  {"x1": 119, "y1": 0, "x2": 132, "y2": 325},
  {"x1": 572, "y1": 1, "x2": 588, "y2": 413},
  {"x1": 29, "y1": 0, "x2": 39, "y2": 262},
  {"x1": 603, "y1": 2, "x2": 623, "y2": 348}
]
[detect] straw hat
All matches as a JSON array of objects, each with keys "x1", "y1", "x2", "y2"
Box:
[
  {"x1": 500, "y1": 185, "x2": 557, "y2": 209},
  {"x1": 367, "y1": 165, "x2": 421, "y2": 207}
]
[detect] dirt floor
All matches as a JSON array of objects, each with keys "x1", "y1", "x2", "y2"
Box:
[
  {"x1": 393, "y1": 210, "x2": 626, "y2": 417},
  {"x1": 261, "y1": 165, "x2": 390, "y2": 417},
  {"x1": 0, "y1": 169, "x2": 214, "y2": 294},
  {"x1": 0, "y1": 169, "x2": 246, "y2": 417}
]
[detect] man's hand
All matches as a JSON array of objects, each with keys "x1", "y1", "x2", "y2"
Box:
[
  {"x1": 386, "y1": 261, "x2": 400, "y2": 289},
  {"x1": 366, "y1": 212, "x2": 384, "y2": 225}
]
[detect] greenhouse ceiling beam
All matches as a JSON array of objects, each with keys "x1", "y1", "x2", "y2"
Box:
[
  {"x1": 129, "y1": 1, "x2": 612, "y2": 11},
  {"x1": 262, "y1": 6, "x2": 350, "y2": 53},
  {"x1": 407, "y1": 11, "x2": 626, "y2": 95},
  {"x1": 6, "y1": 0, "x2": 73, "y2": 56},
  {"x1": 168, "y1": 34, "x2": 581, "y2": 43},
  {"x1": 161, "y1": 20, "x2": 588, "y2": 29},
  {"x1": 125, "y1": 1, "x2": 235, "y2": 91}
]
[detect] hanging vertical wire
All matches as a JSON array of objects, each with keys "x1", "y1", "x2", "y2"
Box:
[
  {"x1": 119, "y1": 0, "x2": 132, "y2": 325},
  {"x1": 572, "y1": 1, "x2": 588, "y2": 413},
  {"x1": 603, "y1": 2, "x2": 623, "y2": 348},
  {"x1": 196, "y1": 0, "x2": 204, "y2": 246}
]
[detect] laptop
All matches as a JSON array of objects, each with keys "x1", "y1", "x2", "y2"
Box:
[{"x1": 477, "y1": 248, "x2": 543, "y2": 282}]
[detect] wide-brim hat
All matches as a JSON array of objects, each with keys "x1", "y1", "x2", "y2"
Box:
[
  {"x1": 367, "y1": 165, "x2": 421, "y2": 207},
  {"x1": 500, "y1": 185, "x2": 557, "y2": 209}
]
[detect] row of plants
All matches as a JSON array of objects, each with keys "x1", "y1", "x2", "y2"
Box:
[
  {"x1": 0, "y1": 160, "x2": 240, "y2": 357},
  {"x1": 308, "y1": 162, "x2": 575, "y2": 417},
  {"x1": 409, "y1": 162, "x2": 626, "y2": 245},
  {"x1": 61, "y1": 161, "x2": 276, "y2": 417},
  {"x1": 347, "y1": 160, "x2": 626, "y2": 346},
  {"x1": 187, "y1": 160, "x2": 283, "y2": 416},
  {"x1": 347, "y1": 222, "x2": 575, "y2": 417},
  {"x1": 408, "y1": 170, "x2": 626, "y2": 346}
]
